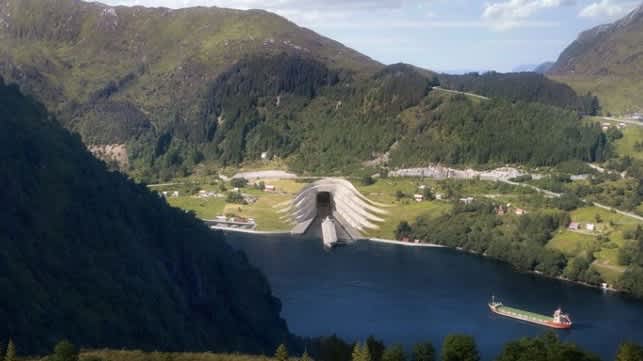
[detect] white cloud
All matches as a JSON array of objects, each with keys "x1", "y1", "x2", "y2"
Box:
[
  {"x1": 482, "y1": 0, "x2": 575, "y2": 30},
  {"x1": 578, "y1": 0, "x2": 639, "y2": 19}
]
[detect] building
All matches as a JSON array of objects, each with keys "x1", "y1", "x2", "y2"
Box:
[
  {"x1": 586, "y1": 223, "x2": 596, "y2": 232},
  {"x1": 568, "y1": 222, "x2": 580, "y2": 230},
  {"x1": 514, "y1": 208, "x2": 526, "y2": 216},
  {"x1": 265, "y1": 184, "x2": 276, "y2": 192},
  {"x1": 495, "y1": 205, "x2": 506, "y2": 216},
  {"x1": 460, "y1": 197, "x2": 474, "y2": 205},
  {"x1": 435, "y1": 193, "x2": 444, "y2": 200},
  {"x1": 414, "y1": 194, "x2": 424, "y2": 202},
  {"x1": 171, "y1": 191, "x2": 179, "y2": 197}
]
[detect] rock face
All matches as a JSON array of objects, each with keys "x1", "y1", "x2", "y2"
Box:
[
  {"x1": 0, "y1": 78, "x2": 293, "y2": 354},
  {"x1": 549, "y1": 4, "x2": 643, "y2": 77},
  {"x1": 547, "y1": 4, "x2": 643, "y2": 112},
  {"x1": 280, "y1": 178, "x2": 388, "y2": 239}
]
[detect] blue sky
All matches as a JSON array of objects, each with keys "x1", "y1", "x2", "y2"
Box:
[{"x1": 95, "y1": 0, "x2": 641, "y2": 72}]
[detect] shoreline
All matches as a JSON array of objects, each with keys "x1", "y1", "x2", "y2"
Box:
[
  {"x1": 366, "y1": 238, "x2": 447, "y2": 248},
  {"x1": 216, "y1": 227, "x2": 623, "y2": 295},
  {"x1": 211, "y1": 226, "x2": 291, "y2": 236}
]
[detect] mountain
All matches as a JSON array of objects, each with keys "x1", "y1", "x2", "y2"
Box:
[
  {"x1": 0, "y1": 0, "x2": 381, "y2": 172},
  {"x1": 512, "y1": 64, "x2": 539, "y2": 72},
  {"x1": 0, "y1": 77, "x2": 292, "y2": 354},
  {"x1": 0, "y1": 0, "x2": 613, "y2": 179},
  {"x1": 548, "y1": 4, "x2": 643, "y2": 113},
  {"x1": 533, "y1": 61, "x2": 554, "y2": 74}
]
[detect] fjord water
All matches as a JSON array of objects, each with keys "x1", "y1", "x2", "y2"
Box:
[{"x1": 227, "y1": 233, "x2": 643, "y2": 361}]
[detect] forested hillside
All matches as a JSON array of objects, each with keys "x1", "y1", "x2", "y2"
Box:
[
  {"x1": 390, "y1": 92, "x2": 608, "y2": 166},
  {"x1": 0, "y1": 78, "x2": 293, "y2": 354},
  {"x1": 0, "y1": 0, "x2": 615, "y2": 180},
  {"x1": 438, "y1": 72, "x2": 599, "y2": 114}
]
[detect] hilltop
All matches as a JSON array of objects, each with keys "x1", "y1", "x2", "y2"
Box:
[
  {"x1": 0, "y1": 0, "x2": 380, "y2": 145},
  {"x1": 0, "y1": 0, "x2": 612, "y2": 180},
  {"x1": 0, "y1": 78, "x2": 293, "y2": 354},
  {"x1": 548, "y1": 4, "x2": 643, "y2": 114}
]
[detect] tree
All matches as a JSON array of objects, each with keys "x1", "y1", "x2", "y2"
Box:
[
  {"x1": 352, "y1": 342, "x2": 372, "y2": 361},
  {"x1": 275, "y1": 344, "x2": 289, "y2": 361},
  {"x1": 496, "y1": 333, "x2": 599, "y2": 361},
  {"x1": 301, "y1": 350, "x2": 314, "y2": 361},
  {"x1": 422, "y1": 187, "x2": 434, "y2": 200},
  {"x1": 366, "y1": 336, "x2": 385, "y2": 361},
  {"x1": 395, "y1": 190, "x2": 405, "y2": 201},
  {"x1": 616, "y1": 342, "x2": 643, "y2": 361},
  {"x1": 382, "y1": 345, "x2": 405, "y2": 361},
  {"x1": 441, "y1": 335, "x2": 479, "y2": 361},
  {"x1": 412, "y1": 341, "x2": 435, "y2": 361},
  {"x1": 4, "y1": 340, "x2": 15, "y2": 361},
  {"x1": 362, "y1": 175, "x2": 375, "y2": 186},
  {"x1": 231, "y1": 178, "x2": 249, "y2": 188},
  {"x1": 395, "y1": 221, "x2": 413, "y2": 240},
  {"x1": 50, "y1": 340, "x2": 79, "y2": 361}
]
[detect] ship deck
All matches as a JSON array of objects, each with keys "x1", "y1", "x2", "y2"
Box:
[{"x1": 496, "y1": 305, "x2": 552, "y2": 322}]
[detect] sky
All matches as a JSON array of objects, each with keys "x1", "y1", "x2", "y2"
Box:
[{"x1": 92, "y1": 0, "x2": 642, "y2": 72}]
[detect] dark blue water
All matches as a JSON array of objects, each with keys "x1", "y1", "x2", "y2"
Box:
[{"x1": 227, "y1": 233, "x2": 643, "y2": 360}]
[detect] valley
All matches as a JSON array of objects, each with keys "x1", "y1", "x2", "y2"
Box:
[{"x1": 2, "y1": 0, "x2": 643, "y2": 360}]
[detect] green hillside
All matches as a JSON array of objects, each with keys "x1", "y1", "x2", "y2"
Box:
[
  {"x1": 0, "y1": 0, "x2": 616, "y2": 180},
  {"x1": 548, "y1": 4, "x2": 643, "y2": 114},
  {"x1": 0, "y1": 78, "x2": 292, "y2": 354}
]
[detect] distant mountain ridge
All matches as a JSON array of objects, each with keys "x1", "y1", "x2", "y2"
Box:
[{"x1": 548, "y1": 4, "x2": 643, "y2": 113}]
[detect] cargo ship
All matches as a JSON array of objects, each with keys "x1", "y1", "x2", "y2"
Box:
[{"x1": 488, "y1": 296, "x2": 572, "y2": 329}]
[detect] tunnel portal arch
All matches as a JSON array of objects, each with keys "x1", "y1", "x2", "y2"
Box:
[{"x1": 279, "y1": 178, "x2": 388, "y2": 240}]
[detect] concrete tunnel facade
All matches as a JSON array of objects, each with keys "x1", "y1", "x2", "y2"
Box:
[{"x1": 278, "y1": 178, "x2": 389, "y2": 240}]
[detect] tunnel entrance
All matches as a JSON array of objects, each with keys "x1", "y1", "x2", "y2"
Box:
[{"x1": 316, "y1": 191, "x2": 332, "y2": 219}]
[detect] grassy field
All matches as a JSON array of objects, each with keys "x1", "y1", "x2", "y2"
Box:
[
  {"x1": 167, "y1": 197, "x2": 226, "y2": 219},
  {"x1": 614, "y1": 125, "x2": 643, "y2": 160},
  {"x1": 551, "y1": 75, "x2": 643, "y2": 115},
  {"x1": 546, "y1": 206, "x2": 643, "y2": 283},
  {"x1": 164, "y1": 179, "x2": 305, "y2": 231},
  {"x1": 356, "y1": 178, "x2": 451, "y2": 238}
]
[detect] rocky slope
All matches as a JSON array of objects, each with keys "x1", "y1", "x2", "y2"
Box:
[
  {"x1": 0, "y1": 77, "x2": 293, "y2": 354},
  {"x1": 548, "y1": 4, "x2": 643, "y2": 113}
]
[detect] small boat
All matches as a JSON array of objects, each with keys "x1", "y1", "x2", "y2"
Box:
[
  {"x1": 488, "y1": 296, "x2": 572, "y2": 329},
  {"x1": 321, "y1": 217, "x2": 339, "y2": 248}
]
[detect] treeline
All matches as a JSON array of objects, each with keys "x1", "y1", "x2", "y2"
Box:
[
  {"x1": 118, "y1": 56, "x2": 613, "y2": 181},
  {"x1": 6, "y1": 332, "x2": 641, "y2": 361},
  {"x1": 395, "y1": 200, "x2": 602, "y2": 285},
  {"x1": 617, "y1": 225, "x2": 643, "y2": 298},
  {"x1": 437, "y1": 72, "x2": 599, "y2": 115},
  {"x1": 390, "y1": 94, "x2": 609, "y2": 167}
]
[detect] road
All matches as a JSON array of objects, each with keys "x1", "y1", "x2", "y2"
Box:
[
  {"x1": 431, "y1": 86, "x2": 490, "y2": 100},
  {"x1": 600, "y1": 116, "x2": 643, "y2": 128},
  {"x1": 501, "y1": 179, "x2": 643, "y2": 223}
]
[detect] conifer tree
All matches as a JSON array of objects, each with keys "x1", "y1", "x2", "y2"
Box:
[
  {"x1": 4, "y1": 340, "x2": 15, "y2": 361},
  {"x1": 300, "y1": 350, "x2": 313, "y2": 361},
  {"x1": 352, "y1": 342, "x2": 372, "y2": 361},
  {"x1": 275, "y1": 344, "x2": 289, "y2": 361}
]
